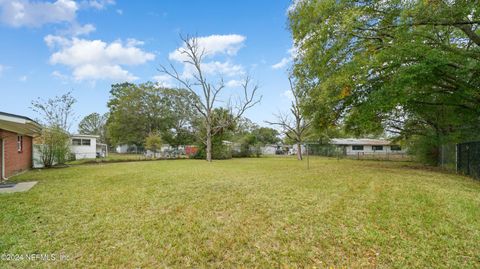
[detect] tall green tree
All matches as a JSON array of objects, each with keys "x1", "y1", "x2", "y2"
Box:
[
  {"x1": 78, "y1": 112, "x2": 108, "y2": 143},
  {"x1": 289, "y1": 0, "x2": 480, "y2": 163},
  {"x1": 161, "y1": 88, "x2": 200, "y2": 147},
  {"x1": 106, "y1": 82, "x2": 198, "y2": 147},
  {"x1": 194, "y1": 108, "x2": 237, "y2": 159},
  {"x1": 145, "y1": 132, "x2": 163, "y2": 158}
]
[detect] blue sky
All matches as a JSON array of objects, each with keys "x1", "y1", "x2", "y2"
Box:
[{"x1": 0, "y1": 0, "x2": 295, "y2": 131}]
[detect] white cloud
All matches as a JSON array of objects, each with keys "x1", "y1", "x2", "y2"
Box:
[
  {"x1": 51, "y1": 70, "x2": 70, "y2": 82},
  {"x1": 226, "y1": 79, "x2": 242, "y2": 88},
  {"x1": 153, "y1": 74, "x2": 174, "y2": 88},
  {"x1": 181, "y1": 61, "x2": 244, "y2": 79},
  {"x1": 271, "y1": 57, "x2": 290, "y2": 69},
  {"x1": 282, "y1": 89, "x2": 294, "y2": 101},
  {"x1": 81, "y1": 0, "x2": 115, "y2": 10},
  {"x1": 167, "y1": 34, "x2": 247, "y2": 81},
  {"x1": 0, "y1": 0, "x2": 78, "y2": 27},
  {"x1": 73, "y1": 64, "x2": 137, "y2": 81},
  {"x1": 19, "y1": 75, "x2": 27, "y2": 82},
  {"x1": 202, "y1": 61, "x2": 243, "y2": 77},
  {"x1": 46, "y1": 36, "x2": 155, "y2": 82},
  {"x1": 169, "y1": 34, "x2": 246, "y2": 62},
  {"x1": 45, "y1": 34, "x2": 70, "y2": 48},
  {"x1": 116, "y1": 9, "x2": 122, "y2": 15},
  {"x1": 271, "y1": 46, "x2": 298, "y2": 70},
  {"x1": 67, "y1": 23, "x2": 96, "y2": 36}
]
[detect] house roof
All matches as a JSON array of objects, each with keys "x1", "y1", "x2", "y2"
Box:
[
  {"x1": 0, "y1": 111, "x2": 39, "y2": 123},
  {"x1": 71, "y1": 134, "x2": 100, "y2": 139},
  {"x1": 330, "y1": 138, "x2": 392, "y2": 146},
  {"x1": 0, "y1": 111, "x2": 42, "y2": 137}
]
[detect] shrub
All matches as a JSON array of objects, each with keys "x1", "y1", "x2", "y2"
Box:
[{"x1": 36, "y1": 127, "x2": 70, "y2": 167}]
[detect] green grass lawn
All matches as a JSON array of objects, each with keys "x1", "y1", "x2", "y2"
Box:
[{"x1": 1, "y1": 157, "x2": 479, "y2": 268}]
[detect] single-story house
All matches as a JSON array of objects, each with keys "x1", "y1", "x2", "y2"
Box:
[
  {"x1": 330, "y1": 138, "x2": 405, "y2": 155},
  {"x1": 0, "y1": 111, "x2": 42, "y2": 179},
  {"x1": 70, "y1": 134, "x2": 108, "y2": 160},
  {"x1": 115, "y1": 144, "x2": 141, "y2": 154},
  {"x1": 261, "y1": 144, "x2": 279, "y2": 155}
]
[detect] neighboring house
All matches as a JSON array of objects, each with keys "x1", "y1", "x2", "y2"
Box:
[
  {"x1": 116, "y1": 144, "x2": 141, "y2": 153},
  {"x1": 330, "y1": 138, "x2": 405, "y2": 155},
  {"x1": 261, "y1": 144, "x2": 278, "y2": 155},
  {"x1": 0, "y1": 111, "x2": 42, "y2": 179},
  {"x1": 289, "y1": 144, "x2": 307, "y2": 156},
  {"x1": 70, "y1": 134, "x2": 108, "y2": 160}
]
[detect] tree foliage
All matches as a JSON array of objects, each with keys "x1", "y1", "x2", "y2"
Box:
[
  {"x1": 159, "y1": 35, "x2": 261, "y2": 162},
  {"x1": 78, "y1": 112, "x2": 108, "y2": 143},
  {"x1": 106, "y1": 82, "x2": 198, "y2": 147},
  {"x1": 31, "y1": 91, "x2": 76, "y2": 131},
  {"x1": 31, "y1": 92, "x2": 76, "y2": 167},
  {"x1": 194, "y1": 108, "x2": 237, "y2": 159},
  {"x1": 36, "y1": 127, "x2": 70, "y2": 167},
  {"x1": 289, "y1": 0, "x2": 480, "y2": 163},
  {"x1": 145, "y1": 132, "x2": 163, "y2": 157}
]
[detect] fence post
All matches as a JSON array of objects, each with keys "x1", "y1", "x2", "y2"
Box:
[
  {"x1": 306, "y1": 143, "x2": 309, "y2": 170},
  {"x1": 467, "y1": 144, "x2": 470, "y2": 176},
  {"x1": 455, "y1": 143, "x2": 458, "y2": 173}
]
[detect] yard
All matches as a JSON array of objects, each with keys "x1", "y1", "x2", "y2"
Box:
[{"x1": 1, "y1": 157, "x2": 479, "y2": 268}]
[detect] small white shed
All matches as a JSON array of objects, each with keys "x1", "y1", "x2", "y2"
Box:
[{"x1": 70, "y1": 134, "x2": 106, "y2": 160}]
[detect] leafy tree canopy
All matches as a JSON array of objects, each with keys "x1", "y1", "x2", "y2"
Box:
[
  {"x1": 106, "y1": 82, "x2": 199, "y2": 147},
  {"x1": 78, "y1": 112, "x2": 108, "y2": 143},
  {"x1": 289, "y1": 0, "x2": 480, "y2": 148}
]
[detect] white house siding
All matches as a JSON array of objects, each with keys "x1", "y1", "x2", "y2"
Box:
[
  {"x1": 344, "y1": 145, "x2": 406, "y2": 155},
  {"x1": 261, "y1": 145, "x2": 277, "y2": 155},
  {"x1": 289, "y1": 144, "x2": 307, "y2": 155},
  {"x1": 116, "y1": 144, "x2": 129, "y2": 153},
  {"x1": 32, "y1": 144, "x2": 58, "y2": 168},
  {"x1": 70, "y1": 136, "x2": 97, "y2": 160}
]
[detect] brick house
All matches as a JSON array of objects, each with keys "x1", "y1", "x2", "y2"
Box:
[{"x1": 0, "y1": 112, "x2": 42, "y2": 180}]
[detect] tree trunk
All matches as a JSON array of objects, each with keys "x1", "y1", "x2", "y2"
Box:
[
  {"x1": 206, "y1": 124, "x2": 212, "y2": 162},
  {"x1": 297, "y1": 143, "x2": 303, "y2": 160}
]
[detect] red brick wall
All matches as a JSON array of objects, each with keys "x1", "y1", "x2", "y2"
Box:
[{"x1": 0, "y1": 129, "x2": 33, "y2": 179}]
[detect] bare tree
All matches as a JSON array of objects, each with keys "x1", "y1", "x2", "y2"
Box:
[
  {"x1": 31, "y1": 91, "x2": 77, "y2": 132},
  {"x1": 266, "y1": 77, "x2": 310, "y2": 160},
  {"x1": 159, "y1": 35, "x2": 261, "y2": 162}
]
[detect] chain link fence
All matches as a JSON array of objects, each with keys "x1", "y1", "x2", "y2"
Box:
[
  {"x1": 304, "y1": 143, "x2": 411, "y2": 161},
  {"x1": 436, "y1": 142, "x2": 480, "y2": 180},
  {"x1": 438, "y1": 144, "x2": 457, "y2": 171},
  {"x1": 456, "y1": 142, "x2": 480, "y2": 179}
]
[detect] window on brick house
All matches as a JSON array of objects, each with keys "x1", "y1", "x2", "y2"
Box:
[{"x1": 17, "y1": 135, "x2": 23, "y2": 152}]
